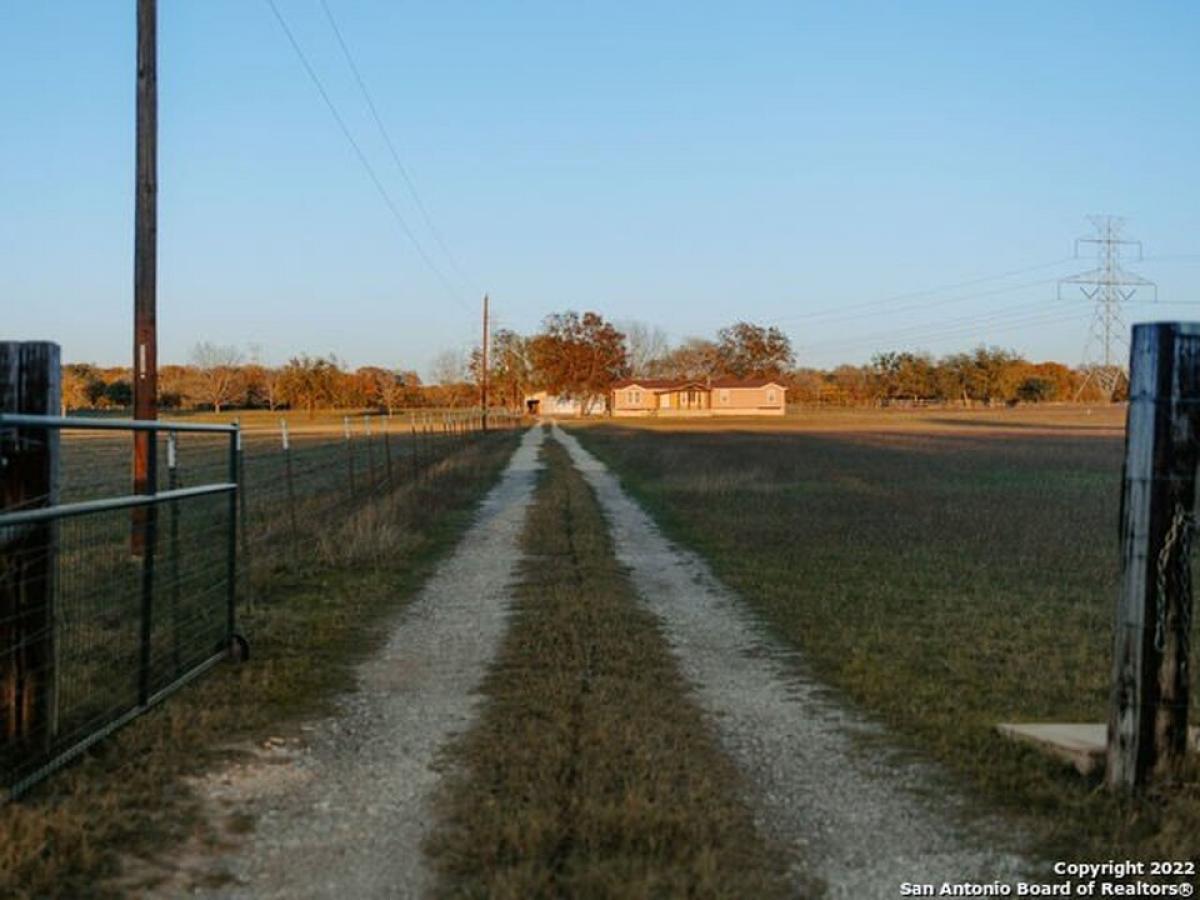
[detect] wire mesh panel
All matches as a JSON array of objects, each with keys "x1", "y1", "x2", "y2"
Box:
[
  {"x1": 0, "y1": 415, "x2": 237, "y2": 799},
  {"x1": 0, "y1": 408, "x2": 520, "y2": 799}
]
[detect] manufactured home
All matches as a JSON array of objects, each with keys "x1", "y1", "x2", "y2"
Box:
[
  {"x1": 611, "y1": 378, "x2": 786, "y2": 417},
  {"x1": 523, "y1": 391, "x2": 605, "y2": 417}
]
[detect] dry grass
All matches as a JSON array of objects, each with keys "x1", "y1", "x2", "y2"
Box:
[
  {"x1": 568, "y1": 409, "x2": 1200, "y2": 869},
  {"x1": 427, "y1": 438, "x2": 793, "y2": 899},
  {"x1": 0, "y1": 431, "x2": 521, "y2": 899}
]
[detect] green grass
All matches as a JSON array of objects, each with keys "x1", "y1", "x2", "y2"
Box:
[
  {"x1": 427, "y1": 437, "x2": 794, "y2": 899},
  {"x1": 567, "y1": 414, "x2": 1200, "y2": 868},
  {"x1": 0, "y1": 430, "x2": 520, "y2": 899}
]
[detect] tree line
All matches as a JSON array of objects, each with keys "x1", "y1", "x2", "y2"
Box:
[
  {"x1": 62, "y1": 316, "x2": 1120, "y2": 414},
  {"x1": 62, "y1": 345, "x2": 471, "y2": 414}
]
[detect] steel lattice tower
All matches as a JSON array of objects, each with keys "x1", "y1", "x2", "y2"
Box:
[{"x1": 1059, "y1": 216, "x2": 1157, "y2": 399}]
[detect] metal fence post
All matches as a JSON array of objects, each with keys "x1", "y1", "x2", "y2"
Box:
[
  {"x1": 364, "y1": 414, "x2": 376, "y2": 490},
  {"x1": 344, "y1": 415, "x2": 356, "y2": 496},
  {"x1": 410, "y1": 418, "x2": 419, "y2": 480},
  {"x1": 227, "y1": 424, "x2": 239, "y2": 650},
  {"x1": 1107, "y1": 322, "x2": 1200, "y2": 790},
  {"x1": 138, "y1": 428, "x2": 158, "y2": 706},
  {"x1": 382, "y1": 415, "x2": 393, "y2": 484},
  {"x1": 282, "y1": 419, "x2": 298, "y2": 549},
  {"x1": 236, "y1": 419, "x2": 250, "y2": 609},
  {"x1": 167, "y1": 430, "x2": 181, "y2": 676}
]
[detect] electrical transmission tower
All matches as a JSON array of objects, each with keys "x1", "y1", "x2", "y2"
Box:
[{"x1": 1059, "y1": 215, "x2": 1157, "y2": 399}]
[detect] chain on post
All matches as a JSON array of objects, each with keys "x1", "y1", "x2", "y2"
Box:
[{"x1": 1154, "y1": 501, "x2": 1196, "y2": 662}]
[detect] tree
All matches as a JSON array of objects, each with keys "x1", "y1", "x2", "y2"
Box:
[
  {"x1": 470, "y1": 329, "x2": 533, "y2": 410},
  {"x1": 355, "y1": 366, "x2": 407, "y2": 414},
  {"x1": 648, "y1": 337, "x2": 721, "y2": 380},
  {"x1": 190, "y1": 342, "x2": 244, "y2": 413},
  {"x1": 104, "y1": 379, "x2": 133, "y2": 408},
  {"x1": 870, "y1": 351, "x2": 937, "y2": 404},
  {"x1": 715, "y1": 322, "x2": 794, "y2": 378},
  {"x1": 430, "y1": 349, "x2": 468, "y2": 387},
  {"x1": 61, "y1": 363, "x2": 106, "y2": 411},
  {"x1": 620, "y1": 321, "x2": 670, "y2": 377},
  {"x1": 528, "y1": 311, "x2": 628, "y2": 413},
  {"x1": 241, "y1": 364, "x2": 284, "y2": 411},
  {"x1": 279, "y1": 354, "x2": 339, "y2": 416}
]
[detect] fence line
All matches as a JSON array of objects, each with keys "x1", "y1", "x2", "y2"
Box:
[{"x1": 2, "y1": 400, "x2": 525, "y2": 801}]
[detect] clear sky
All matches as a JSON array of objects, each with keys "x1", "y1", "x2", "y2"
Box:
[{"x1": 3, "y1": 1, "x2": 1198, "y2": 376}]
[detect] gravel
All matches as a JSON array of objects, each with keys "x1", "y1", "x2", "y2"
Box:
[
  {"x1": 552, "y1": 425, "x2": 1029, "y2": 899},
  {"x1": 181, "y1": 425, "x2": 545, "y2": 899}
]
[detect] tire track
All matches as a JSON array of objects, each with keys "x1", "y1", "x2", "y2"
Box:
[
  {"x1": 552, "y1": 424, "x2": 1028, "y2": 898},
  {"x1": 181, "y1": 426, "x2": 545, "y2": 899}
]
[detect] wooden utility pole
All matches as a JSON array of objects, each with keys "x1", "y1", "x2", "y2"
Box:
[
  {"x1": 1, "y1": 342, "x2": 61, "y2": 749},
  {"x1": 133, "y1": 0, "x2": 158, "y2": 488},
  {"x1": 1107, "y1": 322, "x2": 1200, "y2": 790},
  {"x1": 481, "y1": 293, "x2": 489, "y2": 431}
]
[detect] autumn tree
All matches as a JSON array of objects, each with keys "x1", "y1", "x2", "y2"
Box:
[
  {"x1": 529, "y1": 311, "x2": 628, "y2": 413},
  {"x1": 870, "y1": 351, "x2": 937, "y2": 403},
  {"x1": 279, "y1": 355, "x2": 339, "y2": 416},
  {"x1": 354, "y1": 366, "x2": 408, "y2": 414},
  {"x1": 61, "y1": 363, "x2": 106, "y2": 411},
  {"x1": 240, "y1": 364, "x2": 284, "y2": 411},
  {"x1": 190, "y1": 342, "x2": 245, "y2": 413},
  {"x1": 715, "y1": 322, "x2": 794, "y2": 378}
]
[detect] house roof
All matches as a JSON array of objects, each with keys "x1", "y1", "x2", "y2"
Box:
[
  {"x1": 710, "y1": 377, "x2": 787, "y2": 389},
  {"x1": 612, "y1": 377, "x2": 786, "y2": 390},
  {"x1": 611, "y1": 378, "x2": 688, "y2": 389}
]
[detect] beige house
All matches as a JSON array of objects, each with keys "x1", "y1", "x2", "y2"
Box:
[
  {"x1": 523, "y1": 390, "x2": 604, "y2": 417},
  {"x1": 611, "y1": 378, "x2": 787, "y2": 417}
]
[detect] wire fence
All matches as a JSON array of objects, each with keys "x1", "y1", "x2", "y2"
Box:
[{"x1": 1, "y1": 408, "x2": 524, "y2": 800}]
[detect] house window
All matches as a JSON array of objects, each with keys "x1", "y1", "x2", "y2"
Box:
[
  {"x1": 767, "y1": 390, "x2": 777, "y2": 404},
  {"x1": 719, "y1": 390, "x2": 729, "y2": 404}
]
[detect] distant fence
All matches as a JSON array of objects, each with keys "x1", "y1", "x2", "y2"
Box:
[{"x1": 2, "y1": 341, "x2": 524, "y2": 799}]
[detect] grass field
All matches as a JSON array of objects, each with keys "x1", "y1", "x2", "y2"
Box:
[
  {"x1": 428, "y1": 437, "x2": 792, "y2": 898},
  {"x1": 0, "y1": 428, "x2": 521, "y2": 898},
  {"x1": 566, "y1": 404, "x2": 1200, "y2": 865}
]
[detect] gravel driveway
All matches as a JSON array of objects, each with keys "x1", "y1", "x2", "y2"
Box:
[
  {"x1": 553, "y1": 425, "x2": 1028, "y2": 898},
  {"x1": 181, "y1": 425, "x2": 545, "y2": 899}
]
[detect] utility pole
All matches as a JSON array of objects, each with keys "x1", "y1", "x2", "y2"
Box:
[
  {"x1": 481, "y1": 294, "x2": 489, "y2": 431},
  {"x1": 132, "y1": 0, "x2": 157, "y2": 551},
  {"x1": 1059, "y1": 216, "x2": 1156, "y2": 400}
]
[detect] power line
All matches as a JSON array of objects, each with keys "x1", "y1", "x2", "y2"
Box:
[
  {"x1": 263, "y1": 0, "x2": 471, "y2": 315},
  {"x1": 756, "y1": 258, "x2": 1075, "y2": 327},
  {"x1": 800, "y1": 308, "x2": 1094, "y2": 363},
  {"x1": 318, "y1": 0, "x2": 479, "y2": 295},
  {"x1": 799, "y1": 297, "x2": 1080, "y2": 354},
  {"x1": 775, "y1": 275, "x2": 1067, "y2": 330}
]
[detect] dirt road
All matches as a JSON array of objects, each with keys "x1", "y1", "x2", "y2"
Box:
[
  {"x1": 170, "y1": 422, "x2": 1026, "y2": 898},
  {"x1": 552, "y1": 424, "x2": 1028, "y2": 898},
  {"x1": 179, "y1": 426, "x2": 545, "y2": 899}
]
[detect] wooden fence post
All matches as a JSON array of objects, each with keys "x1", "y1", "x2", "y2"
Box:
[
  {"x1": 1107, "y1": 322, "x2": 1200, "y2": 790},
  {"x1": 0, "y1": 341, "x2": 61, "y2": 750}
]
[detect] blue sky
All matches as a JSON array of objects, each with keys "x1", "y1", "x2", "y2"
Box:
[{"x1": 2, "y1": 1, "x2": 1198, "y2": 376}]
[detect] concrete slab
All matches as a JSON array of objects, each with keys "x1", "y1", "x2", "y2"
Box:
[{"x1": 996, "y1": 723, "x2": 1200, "y2": 776}]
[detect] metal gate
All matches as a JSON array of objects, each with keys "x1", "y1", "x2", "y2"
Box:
[{"x1": 1, "y1": 413, "x2": 239, "y2": 800}]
